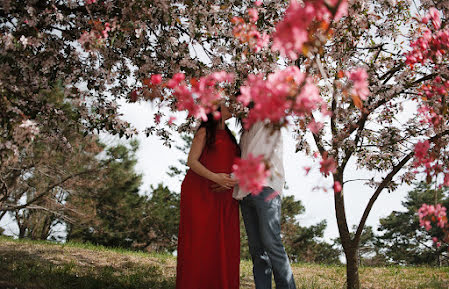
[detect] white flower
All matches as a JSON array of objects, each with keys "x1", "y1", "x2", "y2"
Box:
[
  {"x1": 20, "y1": 35, "x2": 28, "y2": 47},
  {"x1": 135, "y1": 28, "x2": 142, "y2": 38}
]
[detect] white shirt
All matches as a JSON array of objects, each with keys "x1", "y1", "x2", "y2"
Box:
[{"x1": 233, "y1": 121, "x2": 285, "y2": 200}]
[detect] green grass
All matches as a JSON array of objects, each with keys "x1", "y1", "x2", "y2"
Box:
[{"x1": 1, "y1": 236, "x2": 448, "y2": 289}]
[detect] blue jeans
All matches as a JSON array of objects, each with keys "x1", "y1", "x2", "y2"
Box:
[{"x1": 240, "y1": 187, "x2": 296, "y2": 289}]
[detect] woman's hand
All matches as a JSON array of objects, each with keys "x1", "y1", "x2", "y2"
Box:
[{"x1": 212, "y1": 173, "x2": 238, "y2": 189}]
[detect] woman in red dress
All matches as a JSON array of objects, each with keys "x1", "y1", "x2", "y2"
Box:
[{"x1": 176, "y1": 102, "x2": 240, "y2": 289}]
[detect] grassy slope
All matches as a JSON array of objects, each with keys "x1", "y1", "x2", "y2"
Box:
[{"x1": 0, "y1": 236, "x2": 448, "y2": 289}]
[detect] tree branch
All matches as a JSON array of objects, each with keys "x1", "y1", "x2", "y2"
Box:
[
  {"x1": 354, "y1": 129, "x2": 449, "y2": 245},
  {"x1": 0, "y1": 168, "x2": 100, "y2": 212}
]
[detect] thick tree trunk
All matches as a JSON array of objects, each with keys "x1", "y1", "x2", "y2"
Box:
[{"x1": 345, "y1": 247, "x2": 360, "y2": 289}]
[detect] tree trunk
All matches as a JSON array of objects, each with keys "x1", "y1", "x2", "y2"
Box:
[
  {"x1": 333, "y1": 172, "x2": 361, "y2": 289},
  {"x1": 345, "y1": 246, "x2": 360, "y2": 289}
]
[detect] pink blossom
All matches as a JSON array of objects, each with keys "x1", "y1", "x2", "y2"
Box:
[
  {"x1": 405, "y1": 19, "x2": 449, "y2": 68},
  {"x1": 154, "y1": 114, "x2": 161, "y2": 124},
  {"x1": 272, "y1": 0, "x2": 348, "y2": 60},
  {"x1": 167, "y1": 71, "x2": 234, "y2": 121},
  {"x1": 101, "y1": 23, "x2": 111, "y2": 39},
  {"x1": 86, "y1": 0, "x2": 96, "y2": 4},
  {"x1": 304, "y1": 166, "x2": 311, "y2": 175},
  {"x1": 325, "y1": 0, "x2": 348, "y2": 20},
  {"x1": 444, "y1": 173, "x2": 449, "y2": 186},
  {"x1": 248, "y1": 8, "x2": 258, "y2": 23},
  {"x1": 248, "y1": 30, "x2": 269, "y2": 52},
  {"x1": 271, "y1": 1, "x2": 312, "y2": 60},
  {"x1": 166, "y1": 73, "x2": 186, "y2": 89},
  {"x1": 333, "y1": 181, "x2": 342, "y2": 193},
  {"x1": 239, "y1": 66, "x2": 322, "y2": 129},
  {"x1": 432, "y1": 236, "x2": 438, "y2": 243},
  {"x1": 168, "y1": 116, "x2": 176, "y2": 125},
  {"x1": 307, "y1": 120, "x2": 324, "y2": 134},
  {"x1": 232, "y1": 154, "x2": 270, "y2": 195},
  {"x1": 231, "y1": 12, "x2": 268, "y2": 52},
  {"x1": 414, "y1": 140, "x2": 430, "y2": 163},
  {"x1": 254, "y1": 0, "x2": 263, "y2": 7},
  {"x1": 150, "y1": 74, "x2": 162, "y2": 85},
  {"x1": 320, "y1": 154, "x2": 337, "y2": 176},
  {"x1": 428, "y1": 7, "x2": 441, "y2": 30},
  {"x1": 213, "y1": 111, "x2": 221, "y2": 120},
  {"x1": 418, "y1": 203, "x2": 448, "y2": 231},
  {"x1": 346, "y1": 68, "x2": 370, "y2": 100},
  {"x1": 294, "y1": 78, "x2": 322, "y2": 116}
]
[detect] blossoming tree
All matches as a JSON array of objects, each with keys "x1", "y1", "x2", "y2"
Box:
[
  {"x1": 2, "y1": 0, "x2": 449, "y2": 289},
  {"x1": 153, "y1": 1, "x2": 449, "y2": 288}
]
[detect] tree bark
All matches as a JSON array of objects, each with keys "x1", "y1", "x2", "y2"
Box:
[
  {"x1": 345, "y1": 246, "x2": 361, "y2": 289},
  {"x1": 333, "y1": 171, "x2": 361, "y2": 288}
]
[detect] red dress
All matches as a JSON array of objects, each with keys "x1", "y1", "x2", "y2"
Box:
[{"x1": 176, "y1": 129, "x2": 240, "y2": 289}]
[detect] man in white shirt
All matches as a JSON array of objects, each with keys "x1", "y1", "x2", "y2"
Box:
[{"x1": 233, "y1": 121, "x2": 296, "y2": 289}]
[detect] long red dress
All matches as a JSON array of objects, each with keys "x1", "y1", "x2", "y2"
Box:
[{"x1": 176, "y1": 129, "x2": 240, "y2": 289}]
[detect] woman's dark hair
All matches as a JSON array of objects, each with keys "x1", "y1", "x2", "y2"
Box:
[{"x1": 197, "y1": 106, "x2": 239, "y2": 153}]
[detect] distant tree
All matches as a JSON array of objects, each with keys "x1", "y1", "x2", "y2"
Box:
[
  {"x1": 377, "y1": 182, "x2": 449, "y2": 266},
  {"x1": 281, "y1": 195, "x2": 341, "y2": 264},
  {"x1": 136, "y1": 184, "x2": 180, "y2": 253},
  {"x1": 0, "y1": 87, "x2": 106, "y2": 240},
  {"x1": 166, "y1": 134, "x2": 193, "y2": 182},
  {"x1": 66, "y1": 141, "x2": 144, "y2": 248},
  {"x1": 66, "y1": 140, "x2": 180, "y2": 252}
]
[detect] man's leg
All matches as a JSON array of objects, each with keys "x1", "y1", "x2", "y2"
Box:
[
  {"x1": 254, "y1": 187, "x2": 296, "y2": 289},
  {"x1": 240, "y1": 195, "x2": 272, "y2": 289}
]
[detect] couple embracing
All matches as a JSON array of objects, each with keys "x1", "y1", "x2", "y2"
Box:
[{"x1": 176, "y1": 96, "x2": 296, "y2": 289}]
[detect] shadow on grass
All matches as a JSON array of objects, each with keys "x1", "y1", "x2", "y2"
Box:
[{"x1": 0, "y1": 247, "x2": 175, "y2": 289}]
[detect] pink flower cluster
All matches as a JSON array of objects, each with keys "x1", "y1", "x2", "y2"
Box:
[
  {"x1": 421, "y1": 7, "x2": 441, "y2": 30},
  {"x1": 420, "y1": 77, "x2": 449, "y2": 108},
  {"x1": 345, "y1": 68, "x2": 370, "y2": 100},
  {"x1": 232, "y1": 154, "x2": 270, "y2": 195},
  {"x1": 333, "y1": 181, "x2": 342, "y2": 193},
  {"x1": 412, "y1": 140, "x2": 438, "y2": 182},
  {"x1": 320, "y1": 153, "x2": 337, "y2": 177},
  {"x1": 166, "y1": 71, "x2": 234, "y2": 120},
  {"x1": 232, "y1": 9, "x2": 269, "y2": 53},
  {"x1": 272, "y1": 0, "x2": 348, "y2": 60},
  {"x1": 102, "y1": 22, "x2": 111, "y2": 39},
  {"x1": 405, "y1": 8, "x2": 448, "y2": 67},
  {"x1": 413, "y1": 138, "x2": 449, "y2": 201},
  {"x1": 150, "y1": 74, "x2": 162, "y2": 85},
  {"x1": 414, "y1": 140, "x2": 431, "y2": 164},
  {"x1": 418, "y1": 203, "x2": 447, "y2": 231},
  {"x1": 78, "y1": 22, "x2": 112, "y2": 49},
  {"x1": 238, "y1": 66, "x2": 323, "y2": 129},
  {"x1": 417, "y1": 105, "x2": 443, "y2": 127}
]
